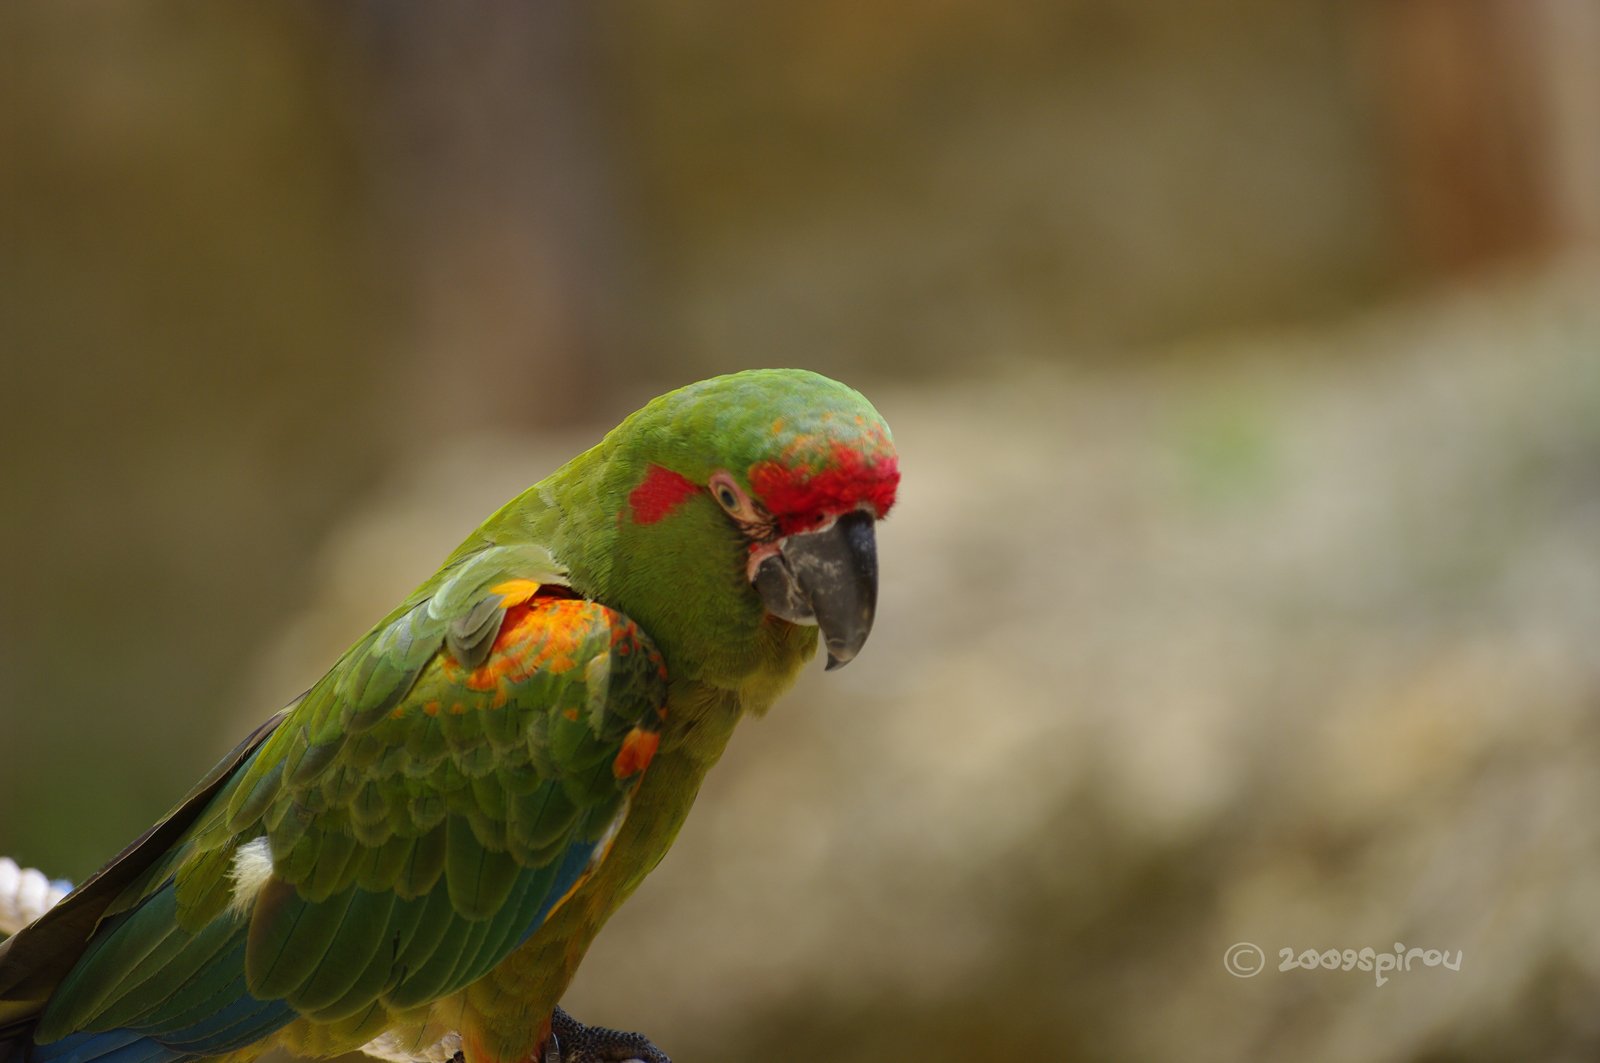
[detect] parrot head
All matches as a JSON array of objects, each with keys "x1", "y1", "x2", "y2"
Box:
[{"x1": 553, "y1": 369, "x2": 899, "y2": 685}]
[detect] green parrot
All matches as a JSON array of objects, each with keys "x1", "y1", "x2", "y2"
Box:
[{"x1": 0, "y1": 369, "x2": 899, "y2": 1063}]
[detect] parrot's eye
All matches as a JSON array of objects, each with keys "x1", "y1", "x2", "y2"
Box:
[{"x1": 709, "y1": 471, "x2": 762, "y2": 524}]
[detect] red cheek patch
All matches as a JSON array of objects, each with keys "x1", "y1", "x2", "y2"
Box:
[{"x1": 628, "y1": 464, "x2": 700, "y2": 524}]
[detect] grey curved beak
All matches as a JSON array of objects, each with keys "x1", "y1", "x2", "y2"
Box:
[{"x1": 753, "y1": 510, "x2": 879, "y2": 669}]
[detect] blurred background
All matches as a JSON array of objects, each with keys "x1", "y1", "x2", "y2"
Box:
[{"x1": 2, "y1": 2, "x2": 1599, "y2": 1060}]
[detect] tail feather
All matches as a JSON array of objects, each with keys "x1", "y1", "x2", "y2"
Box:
[{"x1": 28, "y1": 1028, "x2": 185, "y2": 1063}]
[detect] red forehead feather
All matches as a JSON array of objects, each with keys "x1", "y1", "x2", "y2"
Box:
[{"x1": 749, "y1": 441, "x2": 899, "y2": 531}]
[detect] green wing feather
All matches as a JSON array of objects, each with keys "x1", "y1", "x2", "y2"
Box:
[{"x1": 27, "y1": 543, "x2": 668, "y2": 1046}]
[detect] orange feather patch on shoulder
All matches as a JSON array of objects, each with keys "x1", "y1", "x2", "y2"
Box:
[
  {"x1": 447, "y1": 598, "x2": 603, "y2": 700},
  {"x1": 427, "y1": 598, "x2": 667, "y2": 731},
  {"x1": 477, "y1": 599, "x2": 593, "y2": 685}
]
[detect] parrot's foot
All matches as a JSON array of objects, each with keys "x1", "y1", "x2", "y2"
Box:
[
  {"x1": 542, "y1": 1006, "x2": 671, "y2": 1063},
  {"x1": 436, "y1": 1010, "x2": 668, "y2": 1063}
]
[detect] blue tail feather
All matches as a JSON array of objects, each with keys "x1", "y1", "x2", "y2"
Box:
[{"x1": 26, "y1": 1028, "x2": 178, "y2": 1063}]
